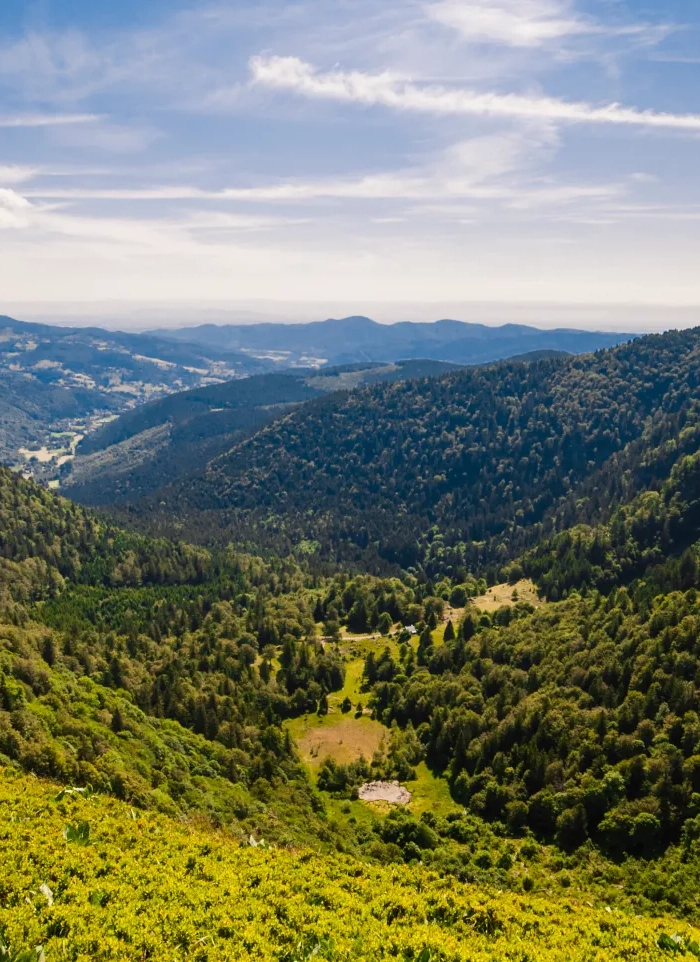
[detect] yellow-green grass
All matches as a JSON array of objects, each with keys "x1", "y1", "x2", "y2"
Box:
[
  {"x1": 333, "y1": 654, "x2": 366, "y2": 706},
  {"x1": 471, "y1": 579, "x2": 542, "y2": 613},
  {"x1": 325, "y1": 794, "x2": 381, "y2": 832},
  {"x1": 286, "y1": 637, "x2": 402, "y2": 777},
  {"x1": 338, "y1": 633, "x2": 401, "y2": 660},
  {"x1": 0, "y1": 766, "x2": 694, "y2": 962},
  {"x1": 405, "y1": 762, "x2": 461, "y2": 818},
  {"x1": 287, "y1": 712, "x2": 386, "y2": 774}
]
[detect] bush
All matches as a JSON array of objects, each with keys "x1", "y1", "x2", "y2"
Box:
[{"x1": 496, "y1": 851, "x2": 513, "y2": 871}]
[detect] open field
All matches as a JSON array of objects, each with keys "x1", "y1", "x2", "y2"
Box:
[
  {"x1": 286, "y1": 634, "x2": 396, "y2": 777},
  {"x1": 471, "y1": 578, "x2": 542, "y2": 612},
  {"x1": 287, "y1": 629, "x2": 460, "y2": 820},
  {"x1": 288, "y1": 712, "x2": 386, "y2": 772},
  {"x1": 405, "y1": 762, "x2": 460, "y2": 817}
]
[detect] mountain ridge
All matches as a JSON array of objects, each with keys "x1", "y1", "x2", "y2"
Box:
[
  {"x1": 147, "y1": 314, "x2": 635, "y2": 367},
  {"x1": 125, "y1": 328, "x2": 700, "y2": 575},
  {"x1": 61, "y1": 359, "x2": 464, "y2": 505}
]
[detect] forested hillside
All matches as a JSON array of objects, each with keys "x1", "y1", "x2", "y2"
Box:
[
  {"x1": 0, "y1": 466, "x2": 211, "y2": 605},
  {"x1": 520, "y1": 432, "x2": 700, "y2": 601},
  {"x1": 64, "y1": 361, "x2": 461, "y2": 506},
  {"x1": 0, "y1": 468, "x2": 351, "y2": 846},
  {"x1": 139, "y1": 329, "x2": 700, "y2": 576},
  {"x1": 366, "y1": 588, "x2": 700, "y2": 858}
]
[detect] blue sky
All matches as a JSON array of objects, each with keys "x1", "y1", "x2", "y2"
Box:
[{"x1": 1, "y1": 0, "x2": 700, "y2": 328}]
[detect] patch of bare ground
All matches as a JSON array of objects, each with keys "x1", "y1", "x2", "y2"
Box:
[{"x1": 358, "y1": 781, "x2": 411, "y2": 805}]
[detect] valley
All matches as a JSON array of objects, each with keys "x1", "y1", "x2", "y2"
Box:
[
  {"x1": 0, "y1": 314, "x2": 268, "y2": 481},
  {"x1": 4, "y1": 323, "x2": 700, "y2": 960},
  {"x1": 3, "y1": 0, "x2": 697, "y2": 953},
  {"x1": 0, "y1": 313, "x2": 633, "y2": 493}
]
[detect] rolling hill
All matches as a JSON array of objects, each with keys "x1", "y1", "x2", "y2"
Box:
[{"x1": 8, "y1": 334, "x2": 700, "y2": 949}]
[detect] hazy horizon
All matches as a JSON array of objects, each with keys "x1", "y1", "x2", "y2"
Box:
[{"x1": 1, "y1": 299, "x2": 698, "y2": 334}]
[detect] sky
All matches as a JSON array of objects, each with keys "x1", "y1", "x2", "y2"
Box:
[{"x1": 1, "y1": 0, "x2": 700, "y2": 330}]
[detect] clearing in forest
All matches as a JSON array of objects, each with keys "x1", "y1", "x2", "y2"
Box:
[
  {"x1": 290, "y1": 713, "x2": 386, "y2": 771},
  {"x1": 470, "y1": 578, "x2": 542, "y2": 612}
]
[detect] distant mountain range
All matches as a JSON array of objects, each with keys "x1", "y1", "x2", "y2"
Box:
[{"x1": 148, "y1": 316, "x2": 635, "y2": 367}]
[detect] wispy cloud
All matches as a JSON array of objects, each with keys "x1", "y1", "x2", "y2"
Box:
[
  {"x1": 0, "y1": 165, "x2": 38, "y2": 185},
  {"x1": 0, "y1": 0, "x2": 698, "y2": 315},
  {"x1": 250, "y1": 54, "x2": 700, "y2": 130},
  {"x1": 426, "y1": 0, "x2": 668, "y2": 49},
  {"x1": 20, "y1": 131, "x2": 621, "y2": 213},
  {"x1": 50, "y1": 121, "x2": 160, "y2": 154},
  {"x1": 27, "y1": 178, "x2": 617, "y2": 205},
  {"x1": 0, "y1": 187, "x2": 296, "y2": 248},
  {"x1": 428, "y1": 0, "x2": 595, "y2": 47},
  {"x1": 0, "y1": 113, "x2": 100, "y2": 128}
]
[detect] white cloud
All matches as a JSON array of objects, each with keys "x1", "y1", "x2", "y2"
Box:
[
  {"x1": 0, "y1": 165, "x2": 38, "y2": 185},
  {"x1": 426, "y1": 0, "x2": 668, "y2": 50},
  {"x1": 428, "y1": 0, "x2": 594, "y2": 47},
  {"x1": 0, "y1": 113, "x2": 99, "y2": 127},
  {"x1": 0, "y1": 188, "x2": 33, "y2": 228},
  {"x1": 20, "y1": 132, "x2": 620, "y2": 213},
  {"x1": 0, "y1": 1, "x2": 696, "y2": 316},
  {"x1": 250, "y1": 55, "x2": 700, "y2": 131},
  {"x1": 0, "y1": 188, "x2": 32, "y2": 210}
]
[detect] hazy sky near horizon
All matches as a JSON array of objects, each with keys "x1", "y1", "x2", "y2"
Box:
[{"x1": 1, "y1": 0, "x2": 700, "y2": 327}]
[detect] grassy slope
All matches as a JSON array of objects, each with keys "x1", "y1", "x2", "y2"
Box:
[{"x1": 1, "y1": 765, "x2": 695, "y2": 962}]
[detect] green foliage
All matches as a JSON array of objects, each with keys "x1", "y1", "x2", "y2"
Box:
[
  {"x1": 10, "y1": 323, "x2": 700, "y2": 950},
  {"x1": 63, "y1": 821, "x2": 91, "y2": 846},
  {"x1": 365, "y1": 586, "x2": 700, "y2": 899},
  {"x1": 657, "y1": 933, "x2": 700, "y2": 957},
  {"x1": 0, "y1": 466, "x2": 211, "y2": 608},
  {"x1": 0, "y1": 941, "x2": 45, "y2": 962},
  {"x1": 523, "y1": 424, "x2": 700, "y2": 599},
  {"x1": 1, "y1": 766, "x2": 697, "y2": 962},
  {"x1": 67, "y1": 373, "x2": 328, "y2": 506}
]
